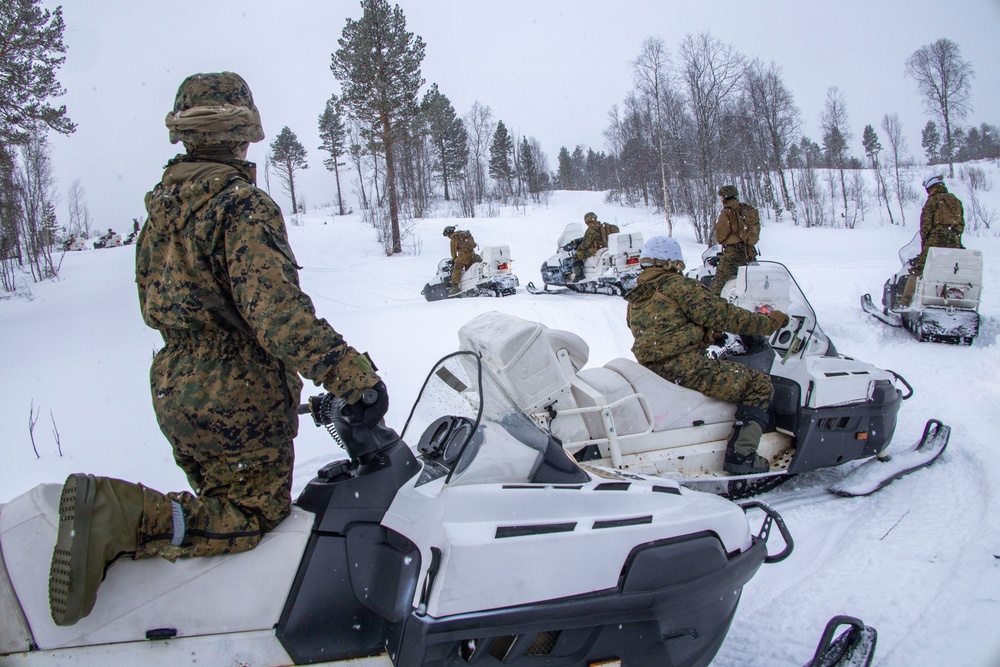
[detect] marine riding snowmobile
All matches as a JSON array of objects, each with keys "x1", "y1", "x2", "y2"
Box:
[
  {"x1": 0, "y1": 352, "x2": 794, "y2": 666},
  {"x1": 92, "y1": 231, "x2": 123, "y2": 249},
  {"x1": 60, "y1": 237, "x2": 88, "y2": 252},
  {"x1": 526, "y1": 223, "x2": 643, "y2": 296},
  {"x1": 861, "y1": 232, "x2": 982, "y2": 345},
  {"x1": 462, "y1": 260, "x2": 949, "y2": 499},
  {"x1": 422, "y1": 245, "x2": 519, "y2": 301}
]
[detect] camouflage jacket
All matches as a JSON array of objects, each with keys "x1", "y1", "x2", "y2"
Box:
[
  {"x1": 574, "y1": 221, "x2": 620, "y2": 260},
  {"x1": 715, "y1": 199, "x2": 743, "y2": 246},
  {"x1": 449, "y1": 230, "x2": 477, "y2": 260},
  {"x1": 625, "y1": 267, "x2": 777, "y2": 363},
  {"x1": 919, "y1": 184, "x2": 965, "y2": 246},
  {"x1": 136, "y1": 154, "x2": 379, "y2": 404}
]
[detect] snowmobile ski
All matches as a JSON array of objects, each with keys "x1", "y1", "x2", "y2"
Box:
[
  {"x1": 860, "y1": 293, "x2": 903, "y2": 328},
  {"x1": 803, "y1": 615, "x2": 877, "y2": 667},
  {"x1": 525, "y1": 281, "x2": 567, "y2": 295},
  {"x1": 830, "y1": 419, "x2": 950, "y2": 497}
]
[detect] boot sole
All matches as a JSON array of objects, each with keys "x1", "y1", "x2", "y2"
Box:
[{"x1": 49, "y1": 473, "x2": 96, "y2": 626}]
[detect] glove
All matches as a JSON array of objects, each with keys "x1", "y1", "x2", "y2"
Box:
[
  {"x1": 767, "y1": 309, "x2": 789, "y2": 330},
  {"x1": 344, "y1": 381, "x2": 389, "y2": 427}
]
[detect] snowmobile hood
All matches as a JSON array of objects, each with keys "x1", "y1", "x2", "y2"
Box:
[{"x1": 144, "y1": 155, "x2": 257, "y2": 234}]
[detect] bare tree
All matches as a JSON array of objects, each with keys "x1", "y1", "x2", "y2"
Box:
[
  {"x1": 66, "y1": 178, "x2": 92, "y2": 238},
  {"x1": 13, "y1": 132, "x2": 59, "y2": 282},
  {"x1": 905, "y1": 38, "x2": 974, "y2": 177},
  {"x1": 744, "y1": 59, "x2": 800, "y2": 223},
  {"x1": 820, "y1": 86, "x2": 853, "y2": 225},
  {"x1": 632, "y1": 36, "x2": 673, "y2": 235},
  {"x1": 880, "y1": 113, "x2": 911, "y2": 226},
  {"x1": 464, "y1": 101, "x2": 495, "y2": 209}
]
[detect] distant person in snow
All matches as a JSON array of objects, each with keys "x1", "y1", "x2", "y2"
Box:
[
  {"x1": 625, "y1": 236, "x2": 788, "y2": 475},
  {"x1": 902, "y1": 174, "x2": 965, "y2": 306},
  {"x1": 443, "y1": 225, "x2": 480, "y2": 295},
  {"x1": 570, "y1": 211, "x2": 618, "y2": 282},
  {"x1": 48, "y1": 71, "x2": 387, "y2": 627},
  {"x1": 710, "y1": 185, "x2": 760, "y2": 294}
]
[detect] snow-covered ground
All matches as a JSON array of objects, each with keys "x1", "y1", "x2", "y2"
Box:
[{"x1": 2, "y1": 169, "x2": 998, "y2": 665}]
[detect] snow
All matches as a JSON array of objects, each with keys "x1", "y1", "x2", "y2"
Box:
[{"x1": 2, "y1": 167, "x2": 999, "y2": 665}]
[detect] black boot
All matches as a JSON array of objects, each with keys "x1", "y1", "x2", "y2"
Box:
[
  {"x1": 723, "y1": 405, "x2": 770, "y2": 475},
  {"x1": 571, "y1": 261, "x2": 585, "y2": 282}
]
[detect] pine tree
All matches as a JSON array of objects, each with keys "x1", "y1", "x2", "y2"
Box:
[
  {"x1": 0, "y1": 0, "x2": 76, "y2": 147},
  {"x1": 861, "y1": 125, "x2": 882, "y2": 162},
  {"x1": 488, "y1": 120, "x2": 513, "y2": 195},
  {"x1": 269, "y1": 126, "x2": 309, "y2": 215},
  {"x1": 556, "y1": 147, "x2": 573, "y2": 189},
  {"x1": 331, "y1": 0, "x2": 425, "y2": 255},
  {"x1": 318, "y1": 94, "x2": 348, "y2": 215},
  {"x1": 921, "y1": 120, "x2": 941, "y2": 164},
  {"x1": 421, "y1": 84, "x2": 468, "y2": 201}
]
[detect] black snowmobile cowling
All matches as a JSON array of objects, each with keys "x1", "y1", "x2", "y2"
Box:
[{"x1": 0, "y1": 352, "x2": 790, "y2": 666}]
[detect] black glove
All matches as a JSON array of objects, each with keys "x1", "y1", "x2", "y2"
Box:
[{"x1": 345, "y1": 381, "x2": 389, "y2": 427}]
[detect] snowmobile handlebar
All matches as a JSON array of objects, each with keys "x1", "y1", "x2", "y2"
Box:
[{"x1": 739, "y1": 500, "x2": 794, "y2": 564}]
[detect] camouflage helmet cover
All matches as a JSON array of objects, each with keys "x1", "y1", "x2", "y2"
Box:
[
  {"x1": 718, "y1": 185, "x2": 738, "y2": 200},
  {"x1": 166, "y1": 72, "x2": 265, "y2": 146},
  {"x1": 584, "y1": 212, "x2": 598, "y2": 224},
  {"x1": 443, "y1": 225, "x2": 456, "y2": 236}
]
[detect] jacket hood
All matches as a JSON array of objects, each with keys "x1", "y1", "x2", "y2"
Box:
[
  {"x1": 144, "y1": 155, "x2": 256, "y2": 234},
  {"x1": 624, "y1": 266, "x2": 676, "y2": 304}
]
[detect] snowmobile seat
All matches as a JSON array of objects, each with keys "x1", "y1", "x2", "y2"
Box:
[{"x1": 0, "y1": 482, "x2": 314, "y2": 652}]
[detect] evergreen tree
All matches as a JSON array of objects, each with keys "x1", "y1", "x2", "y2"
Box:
[
  {"x1": 331, "y1": 0, "x2": 425, "y2": 255},
  {"x1": 921, "y1": 120, "x2": 941, "y2": 164},
  {"x1": 421, "y1": 83, "x2": 468, "y2": 201},
  {"x1": 0, "y1": 0, "x2": 76, "y2": 147},
  {"x1": 556, "y1": 146, "x2": 573, "y2": 189},
  {"x1": 317, "y1": 94, "x2": 348, "y2": 215},
  {"x1": 861, "y1": 124, "x2": 882, "y2": 162},
  {"x1": 269, "y1": 126, "x2": 309, "y2": 215},
  {"x1": 488, "y1": 120, "x2": 514, "y2": 195}
]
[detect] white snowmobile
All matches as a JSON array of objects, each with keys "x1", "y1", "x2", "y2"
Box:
[
  {"x1": 93, "y1": 232, "x2": 123, "y2": 249},
  {"x1": 60, "y1": 237, "x2": 88, "y2": 252},
  {"x1": 526, "y1": 223, "x2": 643, "y2": 296},
  {"x1": 422, "y1": 245, "x2": 519, "y2": 301},
  {"x1": 0, "y1": 351, "x2": 795, "y2": 666},
  {"x1": 861, "y1": 232, "x2": 982, "y2": 345},
  {"x1": 462, "y1": 260, "x2": 949, "y2": 499}
]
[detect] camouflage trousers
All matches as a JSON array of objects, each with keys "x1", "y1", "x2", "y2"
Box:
[
  {"x1": 710, "y1": 244, "x2": 753, "y2": 294},
  {"x1": 645, "y1": 349, "x2": 772, "y2": 410},
  {"x1": 135, "y1": 337, "x2": 300, "y2": 560},
  {"x1": 910, "y1": 233, "x2": 963, "y2": 276}
]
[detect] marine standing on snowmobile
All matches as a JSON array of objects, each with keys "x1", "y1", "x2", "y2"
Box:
[
  {"x1": 710, "y1": 185, "x2": 758, "y2": 294},
  {"x1": 47, "y1": 71, "x2": 388, "y2": 627},
  {"x1": 569, "y1": 212, "x2": 619, "y2": 282},
  {"x1": 443, "y1": 225, "x2": 480, "y2": 295},
  {"x1": 902, "y1": 174, "x2": 965, "y2": 306},
  {"x1": 625, "y1": 236, "x2": 788, "y2": 475}
]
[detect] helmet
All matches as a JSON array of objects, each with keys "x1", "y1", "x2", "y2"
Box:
[
  {"x1": 584, "y1": 212, "x2": 598, "y2": 224},
  {"x1": 166, "y1": 72, "x2": 265, "y2": 146},
  {"x1": 718, "y1": 185, "x2": 738, "y2": 200},
  {"x1": 442, "y1": 226, "x2": 456, "y2": 236},
  {"x1": 922, "y1": 174, "x2": 945, "y2": 190},
  {"x1": 640, "y1": 236, "x2": 684, "y2": 265}
]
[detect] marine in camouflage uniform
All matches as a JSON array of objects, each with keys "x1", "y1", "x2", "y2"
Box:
[
  {"x1": 911, "y1": 178, "x2": 965, "y2": 276},
  {"x1": 570, "y1": 212, "x2": 619, "y2": 281},
  {"x1": 710, "y1": 186, "x2": 756, "y2": 295},
  {"x1": 48, "y1": 72, "x2": 385, "y2": 627},
  {"x1": 626, "y1": 236, "x2": 787, "y2": 474},
  {"x1": 443, "y1": 225, "x2": 479, "y2": 290}
]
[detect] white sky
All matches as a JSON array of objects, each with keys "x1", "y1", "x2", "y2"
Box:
[{"x1": 44, "y1": 0, "x2": 1000, "y2": 230}]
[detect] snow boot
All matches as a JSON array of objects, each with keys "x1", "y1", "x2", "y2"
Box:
[
  {"x1": 900, "y1": 274, "x2": 917, "y2": 308},
  {"x1": 571, "y1": 260, "x2": 585, "y2": 283},
  {"x1": 49, "y1": 473, "x2": 144, "y2": 626},
  {"x1": 723, "y1": 406, "x2": 770, "y2": 475},
  {"x1": 448, "y1": 284, "x2": 462, "y2": 297}
]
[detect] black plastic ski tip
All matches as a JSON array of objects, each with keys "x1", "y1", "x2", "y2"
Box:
[{"x1": 804, "y1": 615, "x2": 877, "y2": 667}]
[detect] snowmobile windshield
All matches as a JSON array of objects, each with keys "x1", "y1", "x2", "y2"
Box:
[
  {"x1": 898, "y1": 231, "x2": 921, "y2": 268},
  {"x1": 726, "y1": 261, "x2": 834, "y2": 359},
  {"x1": 558, "y1": 223, "x2": 585, "y2": 248},
  {"x1": 402, "y1": 352, "x2": 562, "y2": 487}
]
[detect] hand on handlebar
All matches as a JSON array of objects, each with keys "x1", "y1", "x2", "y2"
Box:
[
  {"x1": 767, "y1": 309, "x2": 790, "y2": 330},
  {"x1": 344, "y1": 381, "x2": 389, "y2": 427}
]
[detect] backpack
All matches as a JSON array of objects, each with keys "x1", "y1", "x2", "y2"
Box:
[
  {"x1": 736, "y1": 203, "x2": 760, "y2": 247},
  {"x1": 454, "y1": 230, "x2": 477, "y2": 254},
  {"x1": 934, "y1": 195, "x2": 964, "y2": 236}
]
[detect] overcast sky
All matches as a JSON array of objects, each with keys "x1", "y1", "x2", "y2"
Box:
[{"x1": 44, "y1": 0, "x2": 1000, "y2": 231}]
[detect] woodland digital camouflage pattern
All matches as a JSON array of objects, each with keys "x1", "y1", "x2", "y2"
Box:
[
  {"x1": 711, "y1": 198, "x2": 755, "y2": 293},
  {"x1": 166, "y1": 72, "x2": 265, "y2": 147},
  {"x1": 574, "y1": 218, "x2": 620, "y2": 262},
  {"x1": 134, "y1": 153, "x2": 380, "y2": 558},
  {"x1": 911, "y1": 182, "x2": 965, "y2": 275},
  {"x1": 625, "y1": 267, "x2": 777, "y2": 409}
]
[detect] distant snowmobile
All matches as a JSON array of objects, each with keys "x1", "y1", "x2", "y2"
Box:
[
  {"x1": 421, "y1": 245, "x2": 519, "y2": 301},
  {"x1": 526, "y1": 223, "x2": 643, "y2": 295},
  {"x1": 463, "y1": 261, "x2": 949, "y2": 499},
  {"x1": 93, "y1": 231, "x2": 123, "y2": 249},
  {"x1": 861, "y1": 232, "x2": 982, "y2": 345},
  {"x1": 61, "y1": 237, "x2": 88, "y2": 252},
  {"x1": 0, "y1": 351, "x2": 794, "y2": 666},
  {"x1": 122, "y1": 230, "x2": 139, "y2": 246}
]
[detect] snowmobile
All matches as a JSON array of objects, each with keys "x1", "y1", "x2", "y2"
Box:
[
  {"x1": 686, "y1": 243, "x2": 724, "y2": 288},
  {"x1": 60, "y1": 237, "x2": 88, "y2": 252},
  {"x1": 92, "y1": 232, "x2": 123, "y2": 249},
  {"x1": 122, "y1": 230, "x2": 139, "y2": 246},
  {"x1": 461, "y1": 260, "x2": 949, "y2": 499},
  {"x1": 861, "y1": 232, "x2": 982, "y2": 345},
  {"x1": 421, "y1": 245, "x2": 519, "y2": 301},
  {"x1": 526, "y1": 223, "x2": 643, "y2": 296},
  {"x1": 0, "y1": 352, "x2": 793, "y2": 666}
]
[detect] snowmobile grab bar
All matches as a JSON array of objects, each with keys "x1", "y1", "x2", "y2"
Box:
[
  {"x1": 886, "y1": 370, "x2": 913, "y2": 400},
  {"x1": 546, "y1": 393, "x2": 656, "y2": 468},
  {"x1": 738, "y1": 500, "x2": 794, "y2": 563}
]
